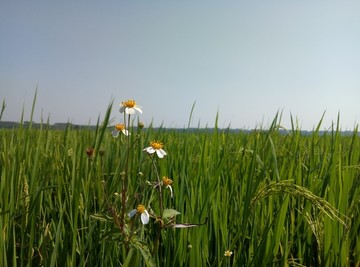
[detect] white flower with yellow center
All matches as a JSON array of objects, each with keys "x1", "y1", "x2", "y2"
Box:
[
  {"x1": 111, "y1": 123, "x2": 130, "y2": 137},
  {"x1": 162, "y1": 176, "x2": 174, "y2": 198},
  {"x1": 128, "y1": 204, "x2": 150, "y2": 225},
  {"x1": 119, "y1": 100, "x2": 142, "y2": 114},
  {"x1": 224, "y1": 250, "x2": 233, "y2": 257},
  {"x1": 143, "y1": 140, "x2": 167, "y2": 158}
]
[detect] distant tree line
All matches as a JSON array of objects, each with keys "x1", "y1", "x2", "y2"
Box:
[
  {"x1": 0, "y1": 121, "x2": 97, "y2": 130},
  {"x1": 0, "y1": 120, "x2": 357, "y2": 136}
]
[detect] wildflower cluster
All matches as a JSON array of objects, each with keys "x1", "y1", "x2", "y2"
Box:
[{"x1": 91, "y1": 98, "x2": 206, "y2": 264}]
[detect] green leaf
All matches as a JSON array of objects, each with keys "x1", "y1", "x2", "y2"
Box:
[
  {"x1": 90, "y1": 213, "x2": 112, "y2": 222},
  {"x1": 122, "y1": 247, "x2": 135, "y2": 267},
  {"x1": 162, "y1": 209, "x2": 181, "y2": 219},
  {"x1": 133, "y1": 240, "x2": 156, "y2": 267},
  {"x1": 99, "y1": 228, "x2": 122, "y2": 242}
]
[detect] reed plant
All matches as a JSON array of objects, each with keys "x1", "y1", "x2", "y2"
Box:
[{"x1": 0, "y1": 96, "x2": 359, "y2": 266}]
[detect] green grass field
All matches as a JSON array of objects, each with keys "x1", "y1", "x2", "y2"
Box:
[{"x1": 1, "y1": 100, "x2": 359, "y2": 266}]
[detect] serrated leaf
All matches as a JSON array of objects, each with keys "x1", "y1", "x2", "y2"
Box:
[{"x1": 162, "y1": 209, "x2": 181, "y2": 219}]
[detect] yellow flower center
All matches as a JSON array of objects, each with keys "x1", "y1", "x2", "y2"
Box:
[
  {"x1": 162, "y1": 177, "x2": 173, "y2": 186},
  {"x1": 137, "y1": 204, "x2": 146, "y2": 214},
  {"x1": 122, "y1": 100, "x2": 136, "y2": 108},
  {"x1": 115, "y1": 123, "x2": 125, "y2": 131},
  {"x1": 150, "y1": 140, "x2": 163, "y2": 150}
]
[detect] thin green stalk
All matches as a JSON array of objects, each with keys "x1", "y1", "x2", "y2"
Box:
[
  {"x1": 0, "y1": 98, "x2": 6, "y2": 121},
  {"x1": 120, "y1": 113, "x2": 131, "y2": 232}
]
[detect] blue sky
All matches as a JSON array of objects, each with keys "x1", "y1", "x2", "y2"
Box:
[{"x1": 1, "y1": 1, "x2": 359, "y2": 130}]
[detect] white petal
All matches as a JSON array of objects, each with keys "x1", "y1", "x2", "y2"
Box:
[
  {"x1": 125, "y1": 108, "x2": 136, "y2": 115},
  {"x1": 144, "y1": 147, "x2": 156, "y2": 154},
  {"x1": 156, "y1": 149, "x2": 167, "y2": 158},
  {"x1": 134, "y1": 106, "x2": 143, "y2": 114},
  {"x1": 122, "y1": 129, "x2": 130, "y2": 136},
  {"x1": 167, "y1": 185, "x2": 174, "y2": 198},
  {"x1": 111, "y1": 130, "x2": 119, "y2": 138},
  {"x1": 156, "y1": 150, "x2": 165, "y2": 158},
  {"x1": 119, "y1": 106, "x2": 126, "y2": 113},
  {"x1": 128, "y1": 209, "x2": 137, "y2": 218},
  {"x1": 141, "y1": 210, "x2": 150, "y2": 224}
]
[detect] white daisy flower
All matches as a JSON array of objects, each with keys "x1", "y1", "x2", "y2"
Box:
[
  {"x1": 111, "y1": 123, "x2": 130, "y2": 137},
  {"x1": 128, "y1": 204, "x2": 150, "y2": 225},
  {"x1": 143, "y1": 140, "x2": 167, "y2": 158},
  {"x1": 162, "y1": 176, "x2": 174, "y2": 198},
  {"x1": 224, "y1": 250, "x2": 233, "y2": 257},
  {"x1": 119, "y1": 100, "x2": 142, "y2": 115}
]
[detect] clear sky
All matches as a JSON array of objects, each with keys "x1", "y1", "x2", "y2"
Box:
[{"x1": 1, "y1": 1, "x2": 359, "y2": 130}]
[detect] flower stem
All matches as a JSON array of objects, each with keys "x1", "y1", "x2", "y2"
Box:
[
  {"x1": 148, "y1": 159, "x2": 163, "y2": 262},
  {"x1": 120, "y1": 113, "x2": 131, "y2": 231},
  {"x1": 149, "y1": 154, "x2": 163, "y2": 219}
]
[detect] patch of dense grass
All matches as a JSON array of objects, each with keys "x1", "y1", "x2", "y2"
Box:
[{"x1": 1, "y1": 106, "x2": 359, "y2": 266}]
